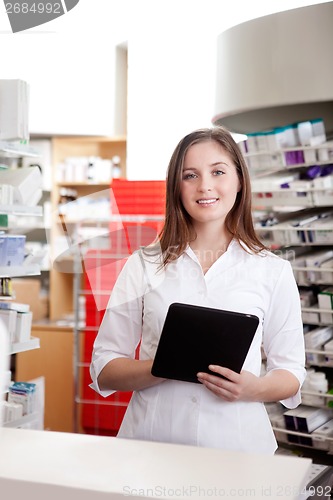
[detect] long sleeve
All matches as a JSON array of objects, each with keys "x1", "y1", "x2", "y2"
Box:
[
  {"x1": 262, "y1": 260, "x2": 306, "y2": 408},
  {"x1": 89, "y1": 251, "x2": 146, "y2": 397}
]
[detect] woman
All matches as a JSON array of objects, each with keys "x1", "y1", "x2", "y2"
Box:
[{"x1": 90, "y1": 126, "x2": 305, "y2": 454}]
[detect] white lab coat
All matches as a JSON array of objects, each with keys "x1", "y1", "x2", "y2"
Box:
[{"x1": 90, "y1": 240, "x2": 306, "y2": 454}]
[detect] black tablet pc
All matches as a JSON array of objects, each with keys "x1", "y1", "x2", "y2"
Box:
[{"x1": 151, "y1": 302, "x2": 259, "y2": 384}]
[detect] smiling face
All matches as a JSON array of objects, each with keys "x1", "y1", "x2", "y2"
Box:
[{"x1": 180, "y1": 140, "x2": 241, "y2": 231}]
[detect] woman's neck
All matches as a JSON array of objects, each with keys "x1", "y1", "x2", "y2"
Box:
[
  {"x1": 190, "y1": 224, "x2": 232, "y2": 252},
  {"x1": 189, "y1": 227, "x2": 232, "y2": 273}
]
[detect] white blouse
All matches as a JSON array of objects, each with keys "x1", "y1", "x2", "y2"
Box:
[{"x1": 90, "y1": 239, "x2": 306, "y2": 454}]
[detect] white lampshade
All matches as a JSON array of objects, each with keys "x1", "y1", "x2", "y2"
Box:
[{"x1": 213, "y1": 2, "x2": 333, "y2": 134}]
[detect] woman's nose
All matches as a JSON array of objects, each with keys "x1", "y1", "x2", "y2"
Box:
[{"x1": 197, "y1": 175, "x2": 212, "y2": 192}]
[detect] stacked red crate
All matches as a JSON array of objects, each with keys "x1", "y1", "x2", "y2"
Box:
[{"x1": 81, "y1": 179, "x2": 165, "y2": 435}]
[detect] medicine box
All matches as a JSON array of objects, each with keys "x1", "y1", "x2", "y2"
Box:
[
  {"x1": 0, "y1": 166, "x2": 42, "y2": 206},
  {"x1": 0, "y1": 401, "x2": 23, "y2": 424},
  {"x1": 302, "y1": 305, "x2": 320, "y2": 326},
  {"x1": 0, "y1": 309, "x2": 17, "y2": 342},
  {"x1": 320, "y1": 258, "x2": 333, "y2": 284},
  {"x1": 296, "y1": 406, "x2": 333, "y2": 433},
  {"x1": 284, "y1": 405, "x2": 333, "y2": 433},
  {"x1": 305, "y1": 249, "x2": 333, "y2": 283},
  {"x1": 0, "y1": 235, "x2": 26, "y2": 267},
  {"x1": 324, "y1": 339, "x2": 333, "y2": 365},
  {"x1": 8, "y1": 381, "x2": 36, "y2": 416},
  {"x1": 304, "y1": 326, "x2": 333, "y2": 365},
  {"x1": 311, "y1": 419, "x2": 333, "y2": 451},
  {"x1": 318, "y1": 287, "x2": 333, "y2": 324},
  {"x1": 14, "y1": 311, "x2": 33, "y2": 343},
  {"x1": 304, "y1": 326, "x2": 333, "y2": 348},
  {"x1": 0, "y1": 79, "x2": 29, "y2": 141}
]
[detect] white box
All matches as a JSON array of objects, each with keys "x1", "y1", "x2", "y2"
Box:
[
  {"x1": 312, "y1": 173, "x2": 333, "y2": 189},
  {"x1": 0, "y1": 79, "x2": 29, "y2": 141},
  {"x1": 0, "y1": 309, "x2": 17, "y2": 342},
  {"x1": 4, "y1": 401, "x2": 23, "y2": 423},
  {"x1": 0, "y1": 166, "x2": 42, "y2": 206},
  {"x1": 295, "y1": 406, "x2": 332, "y2": 433},
  {"x1": 305, "y1": 249, "x2": 333, "y2": 282},
  {"x1": 310, "y1": 118, "x2": 327, "y2": 146},
  {"x1": 304, "y1": 326, "x2": 333, "y2": 364},
  {"x1": 312, "y1": 419, "x2": 333, "y2": 451},
  {"x1": 299, "y1": 289, "x2": 316, "y2": 307},
  {"x1": 0, "y1": 235, "x2": 26, "y2": 266},
  {"x1": 302, "y1": 305, "x2": 320, "y2": 325},
  {"x1": 8, "y1": 382, "x2": 36, "y2": 416},
  {"x1": 318, "y1": 287, "x2": 333, "y2": 324},
  {"x1": 297, "y1": 121, "x2": 313, "y2": 146},
  {"x1": 14, "y1": 311, "x2": 33, "y2": 343},
  {"x1": 320, "y1": 258, "x2": 333, "y2": 284},
  {"x1": 304, "y1": 326, "x2": 333, "y2": 348},
  {"x1": 323, "y1": 338, "x2": 333, "y2": 365},
  {"x1": 311, "y1": 216, "x2": 333, "y2": 244}
]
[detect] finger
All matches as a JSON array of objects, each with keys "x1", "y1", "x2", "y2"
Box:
[
  {"x1": 208, "y1": 365, "x2": 239, "y2": 382},
  {"x1": 197, "y1": 372, "x2": 234, "y2": 392},
  {"x1": 199, "y1": 379, "x2": 237, "y2": 401}
]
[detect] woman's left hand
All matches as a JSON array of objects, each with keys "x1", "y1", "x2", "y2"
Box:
[{"x1": 197, "y1": 365, "x2": 261, "y2": 402}]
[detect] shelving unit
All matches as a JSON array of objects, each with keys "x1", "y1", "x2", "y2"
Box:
[
  {"x1": 244, "y1": 141, "x2": 333, "y2": 457},
  {"x1": 0, "y1": 144, "x2": 43, "y2": 429},
  {"x1": 10, "y1": 337, "x2": 40, "y2": 355},
  {"x1": 49, "y1": 135, "x2": 127, "y2": 321}
]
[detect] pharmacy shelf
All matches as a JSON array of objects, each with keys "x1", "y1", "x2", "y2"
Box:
[
  {"x1": 252, "y1": 192, "x2": 333, "y2": 208},
  {"x1": 302, "y1": 307, "x2": 333, "y2": 314},
  {"x1": 0, "y1": 141, "x2": 39, "y2": 158},
  {"x1": 272, "y1": 426, "x2": 333, "y2": 450},
  {"x1": 2, "y1": 411, "x2": 40, "y2": 428},
  {"x1": 301, "y1": 390, "x2": 333, "y2": 403},
  {"x1": 56, "y1": 181, "x2": 111, "y2": 187},
  {"x1": 57, "y1": 214, "x2": 163, "y2": 224},
  {"x1": 244, "y1": 143, "x2": 333, "y2": 157},
  {"x1": 10, "y1": 337, "x2": 40, "y2": 355},
  {"x1": 0, "y1": 205, "x2": 43, "y2": 216},
  {"x1": 0, "y1": 264, "x2": 41, "y2": 278}
]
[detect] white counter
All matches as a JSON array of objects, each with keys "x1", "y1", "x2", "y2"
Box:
[{"x1": 0, "y1": 428, "x2": 311, "y2": 499}]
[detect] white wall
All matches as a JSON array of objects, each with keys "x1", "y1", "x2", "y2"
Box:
[
  {"x1": 125, "y1": 0, "x2": 333, "y2": 179},
  {"x1": 0, "y1": 0, "x2": 129, "y2": 136},
  {"x1": 0, "y1": 0, "x2": 330, "y2": 175}
]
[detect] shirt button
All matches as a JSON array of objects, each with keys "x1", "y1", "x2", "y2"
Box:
[{"x1": 191, "y1": 397, "x2": 197, "y2": 403}]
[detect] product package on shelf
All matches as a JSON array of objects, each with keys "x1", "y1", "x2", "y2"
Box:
[
  {"x1": 318, "y1": 287, "x2": 333, "y2": 324},
  {"x1": 7, "y1": 381, "x2": 36, "y2": 416},
  {"x1": 0, "y1": 235, "x2": 26, "y2": 267}
]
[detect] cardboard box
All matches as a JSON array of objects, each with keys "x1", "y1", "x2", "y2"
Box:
[
  {"x1": 0, "y1": 235, "x2": 26, "y2": 266},
  {"x1": 324, "y1": 338, "x2": 333, "y2": 365},
  {"x1": 312, "y1": 419, "x2": 333, "y2": 451},
  {"x1": 0, "y1": 79, "x2": 29, "y2": 141},
  {"x1": 318, "y1": 287, "x2": 333, "y2": 324},
  {"x1": 296, "y1": 406, "x2": 333, "y2": 433},
  {"x1": 10, "y1": 279, "x2": 48, "y2": 322},
  {"x1": 284, "y1": 405, "x2": 333, "y2": 433}
]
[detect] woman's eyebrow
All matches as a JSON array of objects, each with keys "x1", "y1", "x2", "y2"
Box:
[
  {"x1": 211, "y1": 161, "x2": 230, "y2": 167},
  {"x1": 182, "y1": 161, "x2": 231, "y2": 172}
]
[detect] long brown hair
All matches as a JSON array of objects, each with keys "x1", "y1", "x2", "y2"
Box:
[{"x1": 157, "y1": 126, "x2": 267, "y2": 267}]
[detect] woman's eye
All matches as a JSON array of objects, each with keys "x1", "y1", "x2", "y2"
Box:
[
  {"x1": 183, "y1": 173, "x2": 197, "y2": 180},
  {"x1": 213, "y1": 170, "x2": 225, "y2": 176}
]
